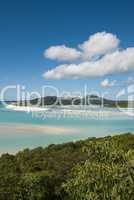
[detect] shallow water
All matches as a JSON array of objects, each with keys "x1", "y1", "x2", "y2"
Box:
[{"x1": 0, "y1": 105, "x2": 134, "y2": 154}]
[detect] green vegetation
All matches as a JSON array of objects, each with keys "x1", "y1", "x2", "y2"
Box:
[
  {"x1": 17, "y1": 95, "x2": 133, "y2": 108},
  {"x1": 0, "y1": 133, "x2": 134, "y2": 199}
]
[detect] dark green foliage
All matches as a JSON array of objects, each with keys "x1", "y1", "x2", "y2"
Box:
[
  {"x1": 63, "y1": 134, "x2": 134, "y2": 200},
  {"x1": 0, "y1": 140, "x2": 87, "y2": 200},
  {"x1": 0, "y1": 134, "x2": 134, "y2": 199}
]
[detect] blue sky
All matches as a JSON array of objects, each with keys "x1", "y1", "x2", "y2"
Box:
[{"x1": 0, "y1": 0, "x2": 134, "y2": 100}]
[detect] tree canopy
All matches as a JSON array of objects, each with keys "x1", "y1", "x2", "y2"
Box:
[{"x1": 0, "y1": 133, "x2": 133, "y2": 200}]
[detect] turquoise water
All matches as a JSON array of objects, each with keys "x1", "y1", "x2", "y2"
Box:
[{"x1": 0, "y1": 105, "x2": 134, "y2": 154}]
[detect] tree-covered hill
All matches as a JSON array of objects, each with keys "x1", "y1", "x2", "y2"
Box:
[
  {"x1": 17, "y1": 95, "x2": 132, "y2": 108},
  {"x1": 0, "y1": 133, "x2": 134, "y2": 200}
]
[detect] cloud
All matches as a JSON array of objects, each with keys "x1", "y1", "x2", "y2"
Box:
[
  {"x1": 43, "y1": 48, "x2": 134, "y2": 79},
  {"x1": 79, "y1": 32, "x2": 120, "y2": 60},
  {"x1": 44, "y1": 32, "x2": 119, "y2": 62},
  {"x1": 44, "y1": 45, "x2": 81, "y2": 61},
  {"x1": 101, "y1": 79, "x2": 117, "y2": 88},
  {"x1": 43, "y1": 32, "x2": 134, "y2": 80},
  {"x1": 125, "y1": 76, "x2": 134, "y2": 84}
]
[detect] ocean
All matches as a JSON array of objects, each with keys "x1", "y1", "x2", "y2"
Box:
[{"x1": 0, "y1": 104, "x2": 134, "y2": 154}]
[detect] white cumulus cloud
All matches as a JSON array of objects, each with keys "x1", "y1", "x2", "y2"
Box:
[
  {"x1": 43, "y1": 32, "x2": 134, "y2": 80},
  {"x1": 43, "y1": 48, "x2": 134, "y2": 79},
  {"x1": 101, "y1": 79, "x2": 117, "y2": 88},
  {"x1": 79, "y1": 32, "x2": 120, "y2": 60},
  {"x1": 44, "y1": 45, "x2": 81, "y2": 61}
]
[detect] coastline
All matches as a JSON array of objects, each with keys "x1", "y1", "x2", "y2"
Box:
[{"x1": 5, "y1": 104, "x2": 134, "y2": 118}]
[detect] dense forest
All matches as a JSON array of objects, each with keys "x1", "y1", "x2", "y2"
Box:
[{"x1": 0, "y1": 133, "x2": 134, "y2": 200}]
